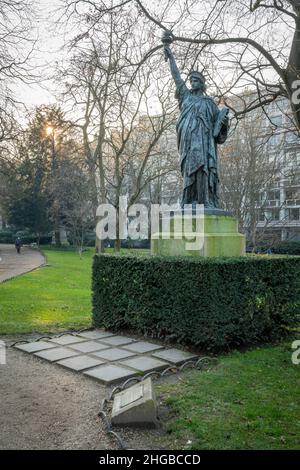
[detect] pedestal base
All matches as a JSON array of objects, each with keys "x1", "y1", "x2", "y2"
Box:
[{"x1": 151, "y1": 211, "x2": 245, "y2": 258}]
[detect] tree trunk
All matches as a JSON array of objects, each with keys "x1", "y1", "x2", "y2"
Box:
[
  {"x1": 54, "y1": 229, "x2": 61, "y2": 246},
  {"x1": 95, "y1": 228, "x2": 105, "y2": 254},
  {"x1": 114, "y1": 237, "x2": 121, "y2": 252},
  {"x1": 286, "y1": 14, "x2": 300, "y2": 131},
  {"x1": 114, "y1": 210, "x2": 121, "y2": 253}
]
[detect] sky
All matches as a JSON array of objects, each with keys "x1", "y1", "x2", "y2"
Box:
[
  {"x1": 11, "y1": 0, "x2": 295, "y2": 121},
  {"x1": 13, "y1": 0, "x2": 67, "y2": 110}
]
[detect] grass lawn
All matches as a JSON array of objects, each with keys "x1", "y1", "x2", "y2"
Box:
[
  {"x1": 0, "y1": 247, "x2": 150, "y2": 335},
  {"x1": 158, "y1": 343, "x2": 300, "y2": 450},
  {"x1": 0, "y1": 248, "x2": 94, "y2": 334}
]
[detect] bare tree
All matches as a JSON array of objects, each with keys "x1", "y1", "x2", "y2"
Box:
[
  {"x1": 0, "y1": 0, "x2": 37, "y2": 176},
  {"x1": 63, "y1": 0, "x2": 300, "y2": 131},
  {"x1": 58, "y1": 4, "x2": 177, "y2": 251},
  {"x1": 0, "y1": 1, "x2": 36, "y2": 109},
  {"x1": 125, "y1": 116, "x2": 180, "y2": 207},
  {"x1": 51, "y1": 159, "x2": 94, "y2": 256}
]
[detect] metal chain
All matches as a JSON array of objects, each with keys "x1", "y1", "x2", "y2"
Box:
[
  {"x1": 98, "y1": 355, "x2": 218, "y2": 450},
  {"x1": 8, "y1": 328, "x2": 91, "y2": 348}
]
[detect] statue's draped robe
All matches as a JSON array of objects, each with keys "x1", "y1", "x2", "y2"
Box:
[{"x1": 176, "y1": 81, "x2": 228, "y2": 208}]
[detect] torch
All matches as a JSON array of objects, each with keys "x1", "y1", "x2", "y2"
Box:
[{"x1": 161, "y1": 30, "x2": 174, "y2": 62}]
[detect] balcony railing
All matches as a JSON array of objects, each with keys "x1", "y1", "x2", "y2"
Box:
[
  {"x1": 257, "y1": 220, "x2": 300, "y2": 227},
  {"x1": 284, "y1": 199, "x2": 300, "y2": 206},
  {"x1": 264, "y1": 200, "x2": 280, "y2": 207}
]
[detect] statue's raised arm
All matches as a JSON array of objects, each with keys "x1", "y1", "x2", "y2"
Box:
[{"x1": 162, "y1": 31, "x2": 188, "y2": 99}]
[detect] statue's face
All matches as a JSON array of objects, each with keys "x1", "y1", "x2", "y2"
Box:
[{"x1": 189, "y1": 76, "x2": 205, "y2": 92}]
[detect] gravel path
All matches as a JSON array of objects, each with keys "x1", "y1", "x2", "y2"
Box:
[
  {"x1": 0, "y1": 340, "x2": 114, "y2": 450},
  {"x1": 0, "y1": 336, "x2": 167, "y2": 450},
  {"x1": 0, "y1": 244, "x2": 45, "y2": 283}
]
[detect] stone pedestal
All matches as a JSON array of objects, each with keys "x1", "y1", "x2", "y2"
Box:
[{"x1": 151, "y1": 209, "x2": 245, "y2": 257}]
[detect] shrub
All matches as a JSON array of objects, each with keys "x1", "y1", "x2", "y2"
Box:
[
  {"x1": 0, "y1": 230, "x2": 14, "y2": 243},
  {"x1": 14, "y1": 230, "x2": 52, "y2": 245},
  {"x1": 0, "y1": 229, "x2": 52, "y2": 245},
  {"x1": 272, "y1": 241, "x2": 300, "y2": 255},
  {"x1": 247, "y1": 240, "x2": 300, "y2": 255},
  {"x1": 92, "y1": 255, "x2": 300, "y2": 351},
  {"x1": 67, "y1": 231, "x2": 96, "y2": 247}
]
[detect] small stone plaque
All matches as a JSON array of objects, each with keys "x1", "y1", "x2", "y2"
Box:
[
  {"x1": 120, "y1": 384, "x2": 144, "y2": 408},
  {"x1": 112, "y1": 378, "x2": 158, "y2": 427}
]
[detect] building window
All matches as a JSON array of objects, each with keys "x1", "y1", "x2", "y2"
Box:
[
  {"x1": 285, "y1": 208, "x2": 300, "y2": 221},
  {"x1": 267, "y1": 190, "x2": 280, "y2": 200},
  {"x1": 286, "y1": 189, "x2": 295, "y2": 200},
  {"x1": 291, "y1": 208, "x2": 300, "y2": 221}
]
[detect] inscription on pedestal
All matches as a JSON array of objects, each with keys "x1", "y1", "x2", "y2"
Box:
[{"x1": 120, "y1": 384, "x2": 144, "y2": 408}]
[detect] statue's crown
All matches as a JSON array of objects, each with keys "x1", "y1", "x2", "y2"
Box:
[{"x1": 188, "y1": 70, "x2": 205, "y2": 82}]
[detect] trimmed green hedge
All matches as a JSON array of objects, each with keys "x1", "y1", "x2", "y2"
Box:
[{"x1": 92, "y1": 255, "x2": 300, "y2": 351}]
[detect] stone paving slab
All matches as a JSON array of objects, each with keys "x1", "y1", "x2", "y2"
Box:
[
  {"x1": 120, "y1": 356, "x2": 168, "y2": 372},
  {"x1": 77, "y1": 330, "x2": 116, "y2": 340},
  {"x1": 123, "y1": 341, "x2": 164, "y2": 354},
  {"x1": 92, "y1": 348, "x2": 137, "y2": 361},
  {"x1": 48, "y1": 335, "x2": 87, "y2": 346},
  {"x1": 68, "y1": 340, "x2": 110, "y2": 353},
  {"x1": 83, "y1": 364, "x2": 137, "y2": 384},
  {"x1": 100, "y1": 336, "x2": 136, "y2": 347},
  {"x1": 15, "y1": 341, "x2": 57, "y2": 353},
  {"x1": 57, "y1": 355, "x2": 105, "y2": 371},
  {"x1": 34, "y1": 347, "x2": 80, "y2": 362},
  {"x1": 152, "y1": 348, "x2": 199, "y2": 365},
  {"x1": 14, "y1": 331, "x2": 201, "y2": 385}
]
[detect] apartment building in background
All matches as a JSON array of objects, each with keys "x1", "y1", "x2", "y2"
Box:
[
  {"x1": 247, "y1": 96, "x2": 300, "y2": 241},
  {"x1": 216, "y1": 91, "x2": 300, "y2": 243}
]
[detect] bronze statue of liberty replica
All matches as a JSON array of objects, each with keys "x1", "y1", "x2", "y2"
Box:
[
  {"x1": 162, "y1": 32, "x2": 229, "y2": 210},
  {"x1": 151, "y1": 32, "x2": 245, "y2": 256}
]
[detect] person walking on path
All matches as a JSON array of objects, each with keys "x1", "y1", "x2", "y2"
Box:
[{"x1": 14, "y1": 237, "x2": 22, "y2": 254}]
